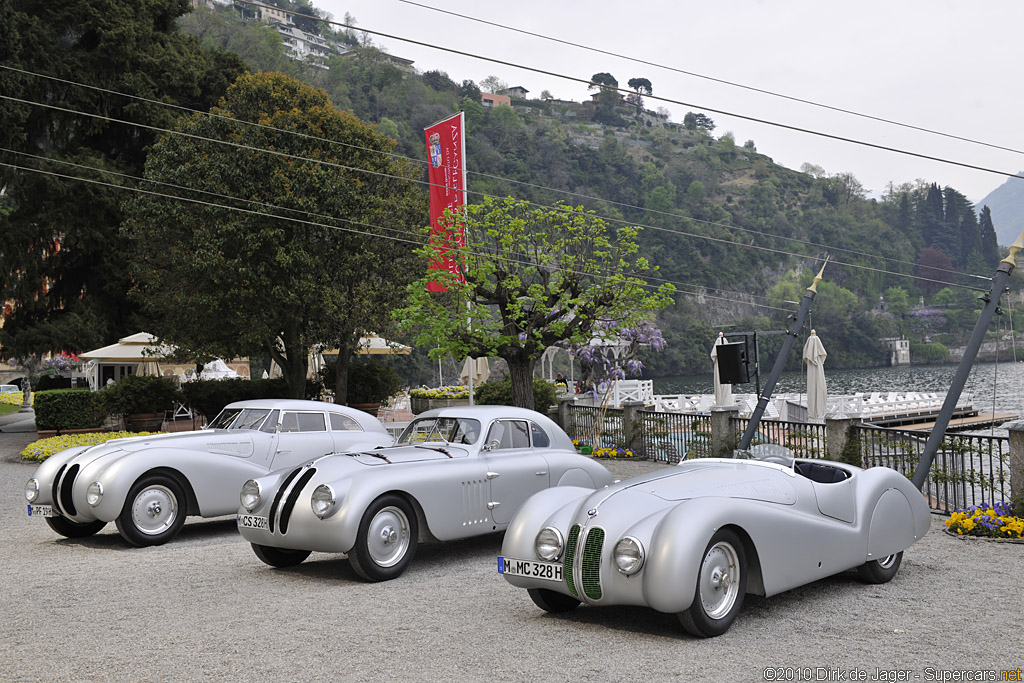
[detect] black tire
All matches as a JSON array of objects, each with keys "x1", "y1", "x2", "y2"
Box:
[
  {"x1": 251, "y1": 543, "x2": 312, "y2": 568},
  {"x1": 348, "y1": 494, "x2": 418, "y2": 582},
  {"x1": 678, "y1": 529, "x2": 747, "y2": 638},
  {"x1": 856, "y1": 551, "x2": 902, "y2": 584},
  {"x1": 528, "y1": 588, "x2": 580, "y2": 613},
  {"x1": 115, "y1": 474, "x2": 188, "y2": 547},
  {"x1": 45, "y1": 515, "x2": 106, "y2": 539}
]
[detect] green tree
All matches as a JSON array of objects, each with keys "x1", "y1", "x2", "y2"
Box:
[
  {"x1": 683, "y1": 112, "x2": 715, "y2": 132},
  {"x1": 589, "y1": 72, "x2": 618, "y2": 91},
  {"x1": 397, "y1": 197, "x2": 674, "y2": 409},
  {"x1": 883, "y1": 286, "x2": 911, "y2": 316},
  {"x1": 122, "y1": 72, "x2": 427, "y2": 399},
  {"x1": 0, "y1": 0, "x2": 246, "y2": 358}
]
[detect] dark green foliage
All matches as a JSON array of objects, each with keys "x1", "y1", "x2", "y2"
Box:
[
  {"x1": 33, "y1": 389, "x2": 104, "y2": 431},
  {"x1": 323, "y1": 360, "x2": 403, "y2": 404},
  {"x1": 475, "y1": 377, "x2": 559, "y2": 414},
  {"x1": 835, "y1": 427, "x2": 864, "y2": 467},
  {"x1": 99, "y1": 375, "x2": 181, "y2": 416},
  {"x1": 0, "y1": 0, "x2": 247, "y2": 358},
  {"x1": 34, "y1": 375, "x2": 73, "y2": 391},
  {"x1": 179, "y1": 377, "x2": 317, "y2": 419}
]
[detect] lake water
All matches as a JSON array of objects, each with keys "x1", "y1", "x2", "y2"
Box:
[{"x1": 651, "y1": 361, "x2": 1024, "y2": 417}]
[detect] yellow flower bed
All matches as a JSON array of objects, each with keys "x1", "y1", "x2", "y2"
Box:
[
  {"x1": 409, "y1": 386, "x2": 471, "y2": 399},
  {"x1": 0, "y1": 392, "x2": 31, "y2": 406},
  {"x1": 21, "y1": 431, "x2": 160, "y2": 462},
  {"x1": 946, "y1": 502, "x2": 1023, "y2": 539}
]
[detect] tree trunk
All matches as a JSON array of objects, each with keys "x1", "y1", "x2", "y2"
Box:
[
  {"x1": 272, "y1": 323, "x2": 308, "y2": 399},
  {"x1": 507, "y1": 357, "x2": 536, "y2": 411},
  {"x1": 332, "y1": 345, "x2": 353, "y2": 404}
]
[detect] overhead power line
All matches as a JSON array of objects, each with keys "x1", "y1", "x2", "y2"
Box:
[
  {"x1": 2, "y1": 157, "x2": 802, "y2": 313},
  {"x1": 2, "y1": 65, "x2": 990, "y2": 281},
  {"x1": 397, "y1": 0, "x2": 1024, "y2": 159},
  {"x1": 0, "y1": 92, "x2": 988, "y2": 292},
  {"x1": 231, "y1": 0, "x2": 1024, "y2": 182}
]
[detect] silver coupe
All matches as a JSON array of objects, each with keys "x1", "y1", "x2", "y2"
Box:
[
  {"x1": 498, "y1": 446, "x2": 931, "y2": 637},
  {"x1": 236, "y1": 405, "x2": 613, "y2": 581},
  {"x1": 24, "y1": 400, "x2": 393, "y2": 546}
]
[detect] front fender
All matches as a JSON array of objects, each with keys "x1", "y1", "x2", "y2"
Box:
[
  {"x1": 500, "y1": 486, "x2": 593, "y2": 587},
  {"x1": 26, "y1": 446, "x2": 95, "y2": 505}
]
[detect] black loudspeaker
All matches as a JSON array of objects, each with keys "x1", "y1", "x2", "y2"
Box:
[{"x1": 716, "y1": 342, "x2": 749, "y2": 384}]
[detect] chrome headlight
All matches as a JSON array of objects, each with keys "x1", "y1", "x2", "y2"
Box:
[
  {"x1": 613, "y1": 536, "x2": 645, "y2": 575},
  {"x1": 534, "y1": 526, "x2": 564, "y2": 562},
  {"x1": 25, "y1": 478, "x2": 39, "y2": 503},
  {"x1": 240, "y1": 480, "x2": 261, "y2": 512},
  {"x1": 86, "y1": 481, "x2": 103, "y2": 506},
  {"x1": 310, "y1": 484, "x2": 336, "y2": 519}
]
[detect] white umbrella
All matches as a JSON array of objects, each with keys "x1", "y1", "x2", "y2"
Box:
[
  {"x1": 803, "y1": 330, "x2": 828, "y2": 422},
  {"x1": 459, "y1": 357, "x2": 490, "y2": 386},
  {"x1": 710, "y1": 332, "x2": 734, "y2": 407}
]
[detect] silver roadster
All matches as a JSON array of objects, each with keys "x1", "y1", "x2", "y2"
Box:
[
  {"x1": 236, "y1": 406, "x2": 613, "y2": 581},
  {"x1": 24, "y1": 400, "x2": 392, "y2": 546},
  {"x1": 498, "y1": 447, "x2": 931, "y2": 637}
]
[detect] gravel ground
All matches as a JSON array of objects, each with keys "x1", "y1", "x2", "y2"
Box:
[{"x1": 2, "y1": 431, "x2": 1021, "y2": 682}]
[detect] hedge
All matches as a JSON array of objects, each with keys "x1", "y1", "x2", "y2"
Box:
[{"x1": 33, "y1": 389, "x2": 104, "y2": 431}]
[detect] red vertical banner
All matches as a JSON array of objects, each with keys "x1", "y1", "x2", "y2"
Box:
[{"x1": 424, "y1": 112, "x2": 467, "y2": 292}]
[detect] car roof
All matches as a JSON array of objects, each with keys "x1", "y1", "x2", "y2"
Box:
[
  {"x1": 414, "y1": 405, "x2": 575, "y2": 450},
  {"x1": 223, "y1": 399, "x2": 388, "y2": 433}
]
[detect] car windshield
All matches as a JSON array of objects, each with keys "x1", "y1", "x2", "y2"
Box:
[
  {"x1": 208, "y1": 408, "x2": 273, "y2": 431},
  {"x1": 398, "y1": 417, "x2": 481, "y2": 445}
]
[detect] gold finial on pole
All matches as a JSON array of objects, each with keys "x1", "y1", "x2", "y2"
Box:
[
  {"x1": 1000, "y1": 228, "x2": 1024, "y2": 267},
  {"x1": 806, "y1": 256, "x2": 830, "y2": 294}
]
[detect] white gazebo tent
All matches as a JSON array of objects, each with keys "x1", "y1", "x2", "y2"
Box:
[{"x1": 79, "y1": 332, "x2": 176, "y2": 390}]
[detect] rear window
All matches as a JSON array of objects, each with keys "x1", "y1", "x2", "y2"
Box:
[{"x1": 330, "y1": 413, "x2": 362, "y2": 432}]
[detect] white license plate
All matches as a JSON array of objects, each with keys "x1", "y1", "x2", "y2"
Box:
[
  {"x1": 237, "y1": 514, "x2": 269, "y2": 530},
  {"x1": 498, "y1": 557, "x2": 563, "y2": 582},
  {"x1": 27, "y1": 505, "x2": 55, "y2": 517}
]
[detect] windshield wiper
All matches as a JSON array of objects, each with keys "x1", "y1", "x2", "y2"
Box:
[
  {"x1": 414, "y1": 444, "x2": 453, "y2": 458},
  {"x1": 356, "y1": 451, "x2": 392, "y2": 464}
]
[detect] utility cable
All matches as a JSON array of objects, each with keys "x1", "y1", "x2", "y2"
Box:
[
  {"x1": 0, "y1": 93, "x2": 987, "y2": 291},
  {"x1": 397, "y1": 0, "x2": 1024, "y2": 159},
  {"x1": 231, "y1": 0, "x2": 1024, "y2": 182},
  {"x1": 2, "y1": 158, "x2": 802, "y2": 313},
  {"x1": 1, "y1": 63, "x2": 973, "y2": 279}
]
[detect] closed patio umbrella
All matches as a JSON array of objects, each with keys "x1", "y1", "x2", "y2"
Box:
[
  {"x1": 803, "y1": 330, "x2": 828, "y2": 422},
  {"x1": 710, "y1": 332, "x2": 734, "y2": 407}
]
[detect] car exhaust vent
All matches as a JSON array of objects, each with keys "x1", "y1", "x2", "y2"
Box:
[
  {"x1": 278, "y1": 467, "x2": 317, "y2": 535},
  {"x1": 59, "y1": 464, "x2": 80, "y2": 517},
  {"x1": 268, "y1": 467, "x2": 302, "y2": 534},
  {"x1": 51, "y1": 464, "x2": 67, "y2": 516},
  {"x1": 564, "y1": 524, "x2": 581, "y2": 598},
  {"x1": 581, "y1": 527, "x2": 604, "y2": 601}
]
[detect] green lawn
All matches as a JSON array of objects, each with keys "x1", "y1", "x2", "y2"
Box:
[{"x1": 0, "y1": 403, "x2": 21, "y2": 417}]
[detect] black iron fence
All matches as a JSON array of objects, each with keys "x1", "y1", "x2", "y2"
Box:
[
  {"x1": 730, "y1": 417, "x2": 827, "y2": 459},
  {"x1": 852, "y1": 425, "x2": 1010, "y2": 514},
  {"x1": 638, "y1": 410, "x2": 712, "y2": 463},
  {"x1": 565, "y1": 404, "x2": 625, "y2": 447}
]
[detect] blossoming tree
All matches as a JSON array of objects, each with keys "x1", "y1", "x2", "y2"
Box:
[{"x1": 397, "y1": 197, "x2": 674, "y2": 410}]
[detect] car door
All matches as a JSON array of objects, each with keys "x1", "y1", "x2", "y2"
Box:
[
  {"x1": 482, "y1": 419, "x2": 550, "y2": 525},
  {"x1": 269, "y1": 410, "x2": 336, "y2": 470}
]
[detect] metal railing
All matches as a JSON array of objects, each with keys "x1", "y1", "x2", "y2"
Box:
[
  {"x1": 565, "y1": 405, "x2": 625, "y2": 446},
  {"x1": 639, "y1": 410, "x2": 712, "y2": 463},
  {"x1": 853, "y1": 425, "x2": 1010, "y2": 514},
  {"x1": 731, "y1": 418, "x2": 827, "y2": 459}
]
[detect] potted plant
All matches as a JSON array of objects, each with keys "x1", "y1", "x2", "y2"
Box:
[
  {"x1": 408, "y1": 385, "x2": 472, "y2": 414},
  {"x1": 345, "y1": 361, "x2": 403, "y2": 416}
]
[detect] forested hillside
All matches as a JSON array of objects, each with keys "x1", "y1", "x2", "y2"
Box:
[{"x1": 175, "y1": 3, "x2": 1015, "y2": 373}]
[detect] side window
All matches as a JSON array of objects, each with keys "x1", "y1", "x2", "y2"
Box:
[
  {"x1": 280, "y1": 412, "x2": 299, "y2": 433},
  {"x1": 530, "y1": 422, "x2": 550, "y2": 448},
  {"x1": 329, "y1": 413, "x2": 362, "y2": 432},
  {"x1": 509, "y1": 421, "x2": 530, "y2": 448},
  {"x1": 259, "y1": 410, "x2": 280, "y2": 433},
  {"x1": 485, "y1": 421, "x2": 506, "y2": 449},
  {"x1": 296, "y1": 412, "x2": 327, "y2": 432}
]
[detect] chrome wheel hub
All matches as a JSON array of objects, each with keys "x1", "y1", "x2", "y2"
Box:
[
  {"x1": 131, "y1": 485, "x2": 177, "y2": 536},
  {"x1": 699, "y1": 542, "x2": 740, "y2": 620},
  {"x1": 367, "y1": 506, "x2": 410, "y2": 567}
]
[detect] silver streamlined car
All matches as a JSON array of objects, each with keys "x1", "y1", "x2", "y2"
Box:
[
  {"x1": 236, "y1": 405, "x2": 613, "y2": 581},
  {"x1": 24, "y1": 400, "x2": 392, "y2": 547},
  {"x1": 498, "y1": 446, "x2": 931, "y2": 638}
]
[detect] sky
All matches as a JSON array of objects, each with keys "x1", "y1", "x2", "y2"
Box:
[{"x1": 315, "y1": 0, "x2": 1024, "y2": 205}]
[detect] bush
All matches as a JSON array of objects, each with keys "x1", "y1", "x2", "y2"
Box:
[
  {"x1": 179, "y1": 377, "x2": 319, "y2": 419},
  {"x1": 475, "y1": 377, "x2": 558, "y2": 413},
  {"x1": 33, "y1": 389, "x2": 104, "y2": 431},
  {"x1": 322, "y1": 360, "x2": 403, "y2": 403},
  {"x1": 99, "y1": 375, "x2": 181, "y2": 416}
]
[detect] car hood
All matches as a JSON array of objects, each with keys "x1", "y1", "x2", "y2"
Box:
[
  {"x1": 343, "y1": 443, "x2": 471, "y2": 466},
  {"x1": 64, "y1": 430, "x2": 263, "y2": 467}
]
